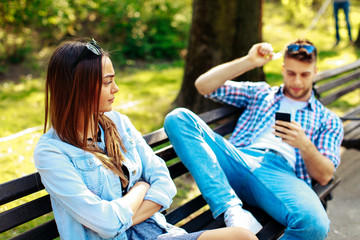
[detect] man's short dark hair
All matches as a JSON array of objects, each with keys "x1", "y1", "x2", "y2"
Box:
[{"x1": 284, "y1": 39, "x2": 317, "y2": 63}]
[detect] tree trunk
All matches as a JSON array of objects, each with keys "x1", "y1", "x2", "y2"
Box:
[
  {"x1": 355, "y1": 23, "x2": 360, "y2": 48},
  {"x1": 175, "y1": 0, "x2": 264, "y2": 113}
]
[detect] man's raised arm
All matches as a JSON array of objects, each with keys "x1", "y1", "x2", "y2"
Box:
[{"x1": 195, "y1": 43, "x2": 274, "y2": 96}]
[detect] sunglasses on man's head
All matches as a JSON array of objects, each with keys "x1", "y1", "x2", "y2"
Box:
[
  {"x1": 72, "y1": 38, "x2": 102, "y2": 69},
  {"x1": 286, "y1": 44, "x2": 316, "y2": 55}
]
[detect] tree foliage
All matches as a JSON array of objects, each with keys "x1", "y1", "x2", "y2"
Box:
[
  {"x1": 0, "y1": 0, "x2": 191, "y2": 70},
  {"x1": 281, "y1": 0, "x2": 317, "y2": 27}
]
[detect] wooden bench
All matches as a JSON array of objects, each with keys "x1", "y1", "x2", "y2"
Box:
[
  {"x1": 1, "y1": 59, "x2": 359, "y2": 239},
  {"x1": 314, "y1": 59, "x2": 360, "y2": 150}
]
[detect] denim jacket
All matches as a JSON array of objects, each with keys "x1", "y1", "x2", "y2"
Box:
[{"x1": 34, "y1": 111, "x2": 177, "y2": 240}]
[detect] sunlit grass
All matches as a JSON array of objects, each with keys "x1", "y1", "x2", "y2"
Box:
[
  {"x1": 113, "y1": 65, "x2": 183, "y2": 133},
  {"x1": 0, "y1": 77, "x2": 44, "y2": 138}
]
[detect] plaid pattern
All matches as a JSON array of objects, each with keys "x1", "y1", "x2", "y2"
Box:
[{"x1": 206, "y1": 81, "x2": 344, "y2": 185}]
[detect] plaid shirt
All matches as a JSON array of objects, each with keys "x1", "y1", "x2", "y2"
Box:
[{"x1": 206, "y1": 81, "x2": 344, "y2": 186}]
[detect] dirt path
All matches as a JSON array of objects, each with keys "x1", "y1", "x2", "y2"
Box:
[{"x1": 326, "y1": 147, "x2": 360, "y2": 239}]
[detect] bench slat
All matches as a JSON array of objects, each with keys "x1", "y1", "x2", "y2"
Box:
[
  {"x1": 343, "y1": 121, "x2": 360, "y2": 139},
  {"x1": 165, "y1": 195, "x2": 207, "y2": 225},
  {"x1": 315, "y1": 59, "x2": 360, "y2": 83},
  {"x1": 213, "y1": 119, "x2": 238, "y2": 136},
  {"x1": 0, "y1": 173, "x2": 44, "y2": 205},
  {"x1": 0, "y1": 195, "x2": 52, "y2": 233},
  {"x1": 155, "y1": 145, "x2": 177, "y2": 162},
  {"x1": 341, "y1": 105, "x2": 360, "y2": 121},
  {"x1": 198, "y1": 105, "x2": 241, "y2": 124},
  {"x1": 315, "y1": 69, "x2": 360, "y2": 94},
  {"x1": 340, "y1": 104, "x2": 360, "y2": 151},
  {"x1": 319, "y1": 80, "x2": 360, "y2": 105},
  {"x1": 313, "y1": 175, "x2": 341, "y2": 200},
  {"x1": 199, "y1": 216, "x2": 224, "y2": 230},
  {"x1": 181, "y1": 209, "x2": 215, "y2": 233},
  {"x1": 168, "y1": 161, "x2": 189, "y2": 179},
  {"x1": 143, "y1": 128, "x2": 168, "y2": 148},
  {"x1": 10, "y1": 220, "x2": 58, "y2": 240},
  {"x1": 342, "y1": 122, "x2": 360, "y2": 148},
  {"x1": 256, "y1": 220, "x2": 284, "y2": 240}
]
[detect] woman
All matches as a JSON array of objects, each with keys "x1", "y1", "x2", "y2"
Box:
[{"x1": 34, "y1": 38, "x2": 257, "y2": 240}]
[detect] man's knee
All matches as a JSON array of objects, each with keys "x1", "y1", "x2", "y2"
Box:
[
  {"x1": 165, "y1": 107, "x2": 188, "y2": 122},
  {"x1": 164, "y1": 108, "x2": 193, "y2": 131},
  {"x1": 305, "y1": 211, "x2": 329, "y2": 239},
  {"x1": 287, "y1": 209, "x2": 329, "y2": 239}
]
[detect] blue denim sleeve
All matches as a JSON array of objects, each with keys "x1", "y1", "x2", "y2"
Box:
[
  {"x1": 122, "y1": 115, "x2": 177, "y2": 210},
  {"x1": 34, "y1": 140, "x2": 133, "y2": 238}
]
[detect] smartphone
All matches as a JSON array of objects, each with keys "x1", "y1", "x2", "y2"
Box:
[{"x1": 275, "y1": 112, "x2": 290, "y2": 134}]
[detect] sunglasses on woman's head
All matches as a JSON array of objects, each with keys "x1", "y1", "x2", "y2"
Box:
[
  {"x1": 286, "y1": 44, "x2": 316, "y2": 55},
  {"x1": 72, "y1": 38, "x2": 102, "y2": 69}
]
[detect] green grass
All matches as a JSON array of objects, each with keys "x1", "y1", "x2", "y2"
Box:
[
  {"x1": 1, "y1": 1, "x2": 360, "y2": 238},
  {"x1": 0, "y1": 77, "x2": 44, "y2": 138},
  {"x1": 113, "y1": 65, "x2": 183, "y2": 133}
]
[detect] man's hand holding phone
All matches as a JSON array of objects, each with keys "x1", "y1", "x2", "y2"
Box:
[
  {"x1": 273, "y1": 112, "x2": 310, "y2": 150},
  {"x1": 274, "y1": 112, "x2": 291, "y2": 136}
]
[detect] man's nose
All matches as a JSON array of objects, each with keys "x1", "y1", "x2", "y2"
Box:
[{"x1": 294, "y1": 74, "x2": 302, "y2": 84}]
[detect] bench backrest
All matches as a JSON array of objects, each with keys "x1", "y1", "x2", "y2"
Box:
[
  {"x1": 314, "y1": 59, "x2": 360, "y2": 149},
  {"x1": 314, "y1": 59, "x2": 360, "y2": 116}
]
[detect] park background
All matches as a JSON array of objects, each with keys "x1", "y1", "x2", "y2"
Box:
[{"x1": 1, "y1": 0, "x2": 360, "y2": 239}]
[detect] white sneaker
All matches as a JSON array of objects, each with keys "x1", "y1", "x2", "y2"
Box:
[{"x1": 224, "y1": 205, "x2": 262, "y2": 234}]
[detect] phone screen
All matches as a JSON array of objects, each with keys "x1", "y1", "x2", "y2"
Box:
[
  {"x1": 275, "y1": 112, "x2": 290, "y2": 134},
  {"x1": 275, "y1": 112, "x2": 291, "y2": 122}
]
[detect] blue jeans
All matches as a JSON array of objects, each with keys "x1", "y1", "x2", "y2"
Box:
[
  {"x1": 164, "y1": 108, "x2": 330, "y2": 240},
  {"x1": 334, "y1": 1, "x2": 352, "y2": 42},
  {"x1": 126, "y1": 218, "x2": 203, "y2": 240}
]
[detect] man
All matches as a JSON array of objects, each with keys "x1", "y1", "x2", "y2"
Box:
[
  {"x1": 164, "y1": 39, "x2": 343, "y2": 239},
  {"x1": 333, "y1": 0, "x2": 353, "y2": 46}
]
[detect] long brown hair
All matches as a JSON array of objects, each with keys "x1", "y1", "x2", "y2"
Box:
[{"x1": 45, "y1": 40, "x2": 128, "y2": 186}]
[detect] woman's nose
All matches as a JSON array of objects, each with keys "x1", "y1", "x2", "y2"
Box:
[{"x1": 112, "y1": 82, "x2": 119, "y2": 93}]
